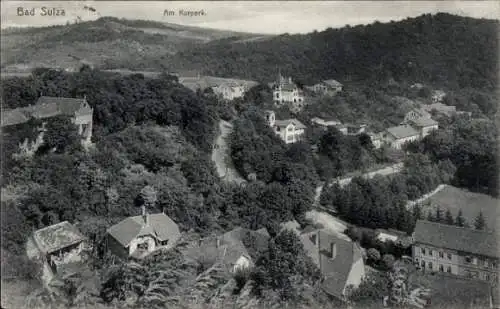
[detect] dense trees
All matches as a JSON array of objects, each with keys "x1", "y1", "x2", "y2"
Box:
[
  {"x1": 320, "y1": 153, "x2": 452, "y2": 232},
  {"x1": 409, "y1": 116, "x2": 498, "y2": 196},
  {"x1": 172, "y1": 14, "x2": 497, "y2": 93},
  {"x1": 251, "y1": 230, "x2": 321, "y2": 301},
  {"x1": 1, "y1": 69, "x2": 218, "y2": 152}
]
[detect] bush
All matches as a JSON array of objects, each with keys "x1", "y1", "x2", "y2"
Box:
[
  {"x1": 367, "y1": 248, "x2": 381, "y2": 263},
  {"x1": 382, "y1": 254, "x2": 396, "y2": 270}
]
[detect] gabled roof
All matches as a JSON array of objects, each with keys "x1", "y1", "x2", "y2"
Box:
[
  {"x1": 422, "y1": 103, "x2": 457, "y2": 115},
  {"x1": 1, "y1": 109, "x2": 31, "y2": 126},
  {"x1": 33, "y1": 221, "x2": 86, "y2": 255},
  {"x1": 322, "y1": 80, "x2": 343, "y2": 87},
  {"x1": 1, "y1": 96, "x2": 92, "y2": 127},
  {"x1": 386, "y1": 125, "x2": 419, "y2": 139},
  {"x1": 184, "y1": 227, "x2": 269, "y2": 269},
  {"x1": 413, "y1": 220, "x2": 498, "y2": 258},
  {"x1": 409, "y1": 117, "x2": 438, "y2": 128},
  {"x1": 300, "y1": 229, "x2": 363, "y2": 298},
  {"x1": 274, "y1": 118, "x2": 306, "y2": 130},
  {"x1": 107, "y1": 213, "x2": 180, "y2": 247},
  {"x1": 409, "y1": 108, "x2": 432, "y2": 119}
]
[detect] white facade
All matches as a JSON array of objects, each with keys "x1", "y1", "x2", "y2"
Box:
[
  {"x1": 212, "y1": 83, "x2": 246, "y2": 101},
  {"x1": 274, "y1": 123, "x2": 305, "y2": 144},
  {"x1": 344, "y1": 257, "x2": 366, "y2": 292},
  {"x1": 233, "y1": 255, "x2": 252, "y2": 272},
  {"x1": 129, "y1": 235, "x2": 157, "y2": 256},
  {"x1": 385, "y1": 133, "x2": 420, "y2": 149},
  {"x1": 272, "y1": 75, "x2": 304, "y2": 108}
]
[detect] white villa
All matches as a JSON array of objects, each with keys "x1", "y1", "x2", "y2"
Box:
[
  {"x1": 211, "y1": 82, "x2": 246, "y2": 101},
  {"x1": 265, "y1": 110, "x2": 306, "y2": 144},
  {"x1": 271, "y1": 74, "x2": 304, "y2": 111}
]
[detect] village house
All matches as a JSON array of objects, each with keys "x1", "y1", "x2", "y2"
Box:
[
  {"x1": 280, "y1": 222, "x2": 365, "y2": 301},
  {"x1": 27, "y1": 221, "x2": 88, "y2": 277},
  {"x1": 407, "y1": 117, "x2": 439, "y2": 138},
  {"x1": 367, "y1": 132, "x2": 383, "y2": 149},
  {"x1": 211, "y1": 82, "x2": 247, "y2": 101},
  {"x1": 421, "y1": 102, "x2": 472, "y2": 118},
  {"x1": 345, "y1": 124, "x2": 368, "y2": 136},
  {"x1": 412, "y1": 220, "x2": 499, "y2": 283},
  {"x1": 306, "y1": 79, "x2": 343, "y2": 96},
  {"x1": 106, "y1": 209, "x2": 181, "y2": 259},
  {"x1": 383, "y1": 125, "x2": 420, "y2": 149},
  {"x1": 311, "y1": 117, "x2": 342, "y2": 127},
  {"x1": 184, "y1": 227, "x2": 270, "y2": 273},
  {"x1": 2, "y1": 96, "x2": 94, "y2": 153},
  {"x1": 271, "y1": 74, "x2": 304, "y2": 110},
  {"x1": 265, "y1": 110, "x2": 306, "y2": 144}
]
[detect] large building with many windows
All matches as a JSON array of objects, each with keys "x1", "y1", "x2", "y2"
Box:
[{"x1": 412, "y1": 220, "x2": 498, "y2": 283}]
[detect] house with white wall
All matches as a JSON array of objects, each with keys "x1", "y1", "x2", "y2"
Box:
[
  {"x1": 265, "y1": 110, "x2": 306, "y2": 144},
  {"x1": 271, "y1": 74, "x2": 304, "y2": 111},
  {"x1": 211, "y1": 82, "x2": 246, "y2": 101},
  {"x1": 106, "y1": 210, "x2": 181, "y2": 259},
  {"x1": 306, "y1": 79, "x2": 343, "y2": 96},
  {"x1": 383, "y1": 125, "x2": 420, "y2": 149}
]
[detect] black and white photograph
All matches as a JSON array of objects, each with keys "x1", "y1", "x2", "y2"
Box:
[{"x1": 1, "y1": 1, "x2": 499, "y2": 309}]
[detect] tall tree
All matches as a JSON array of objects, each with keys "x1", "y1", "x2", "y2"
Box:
[
  {"x1": 455, "y1": 209, "x2": 466, "y2": 227},
  {"x1": 474, "y1": 210, "x2": 486, "y2": 230},
  {"x1": 435, "y1": 206, "x2": 443, "y2": 223},
  {"x1": 445, "y1": 209, "x2": 454, "y2": 225}
]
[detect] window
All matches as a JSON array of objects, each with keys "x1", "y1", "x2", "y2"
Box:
[
  {"x1": 429, "y1": 250, "x2": 433, "y2": 256},
  {"x1": 447, "y1": 253, "x2": 452, "y2": 260},
  {"x1": 428, "y1": 262, "x2": 433, "y2": 270},
  {"x1": 439, "y1": 252, "x2": 444, "y2": 259},
  {"x1": 287, "y1": 126, "x2": 294, "y2": 132},
  {"x1": 421, "y1": 261, "x2": 426, "y2": 268},
  {"x1": 472, "y1": 257, "x2": 478, "y2": 265},
  {"x1": 422, "y1": 248, "x2": 426, "y2": 255},
  {"x1": 465, "y1": 256, "x2": 472, "y2": 264},
  {"x1": 439, "y1": 265, "x2": 444, "y2": 272},
  {"x1": 447, "y1": 266, "x2": 451, "y2": 273},
  {"x1": 485, "y1": 274, "x2": 490, "y2": 281},
  {"x1": 484, "y1": 260, "x2": 489, "y2": 268}
]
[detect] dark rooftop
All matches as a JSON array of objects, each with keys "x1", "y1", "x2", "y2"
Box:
[{"x1": 413, "y1": 220, "x2": 498, "y2": 258}]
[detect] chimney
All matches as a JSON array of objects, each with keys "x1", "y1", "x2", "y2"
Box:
[{"x1": 330, "y1": 243, "x2": 337, "y2": 259}]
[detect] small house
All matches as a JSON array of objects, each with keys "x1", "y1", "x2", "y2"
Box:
[
  {"x1": 106, "y1": 211, "x2": 181, "y2": 259},
  {"x1": 306, "y1": 79, "x2": 343, "y2": 96},
  {"x1": 383, "y1": 125, "x2": 420, "y2": 149},
  {"x1": 280, "y1": 222, "x2": 365, "y2": 301},
  {"x1": 27, "y1": 221, "x2": 87, "y2": 276},
  {"x1": 265, "y1": 111, "x2": 306, "y2": 144},
  {"x1": 408, "y1": 117, "x2": 439, "y2": 138},
  {"x1": 211, "y1": 82, "x2": 246, "y2": 101},
  {"x1": 184, "y1": 227, "x2": 270, "y2": 273}
]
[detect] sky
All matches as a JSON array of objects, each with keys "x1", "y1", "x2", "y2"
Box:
[{"x1": 1, "y1": 1, "x2": 499, "y2": 34}]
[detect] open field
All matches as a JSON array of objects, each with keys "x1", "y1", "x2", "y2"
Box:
[{"x1": 420, "y1": 185, "x2": 499, "y2": 230}]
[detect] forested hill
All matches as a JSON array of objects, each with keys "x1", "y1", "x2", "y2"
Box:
[{"x1": 170, "y1": 13, "x2": 498, "y2": 90}]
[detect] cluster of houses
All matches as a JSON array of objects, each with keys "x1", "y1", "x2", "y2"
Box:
[
  {"x1": 2, "y1": 96, "x2": 94, "y2": 154},
  {"x1": 27, "y1": 207, "x2": 499, "y2": 303}
]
